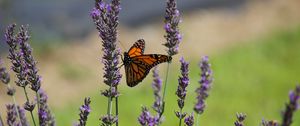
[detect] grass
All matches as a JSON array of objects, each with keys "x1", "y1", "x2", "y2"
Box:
[{"x1": 52, "y1": 26, "x2": 300, "y2": 126}]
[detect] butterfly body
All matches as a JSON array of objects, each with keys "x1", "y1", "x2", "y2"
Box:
[{"x1": 123, "y1": 39, "x2": 172, "y2": 87}]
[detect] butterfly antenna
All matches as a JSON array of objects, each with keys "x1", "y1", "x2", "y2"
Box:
[
  {"x1": 117, "y1": 54, "x2": 124, "y2": 69},
  {"x1": 118, "y1": 64, "x2": 124, "y2": 69},
  {"x1": 118, "y1": 40, "x2": 126, "y2": 51}
]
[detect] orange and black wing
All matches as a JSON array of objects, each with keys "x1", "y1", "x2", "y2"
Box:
[
  {"x1": 125, "y1": 54, "x2": 172, "y2": 87},
  {"x1": 127, "y1": 39, "x2": 145, "y2": 57}
]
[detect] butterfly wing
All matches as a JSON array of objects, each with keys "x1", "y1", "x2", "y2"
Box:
[
  {"x1": 126, "y1": 54, "x2": 172, "y2": 87},
  {"x1": 127, "y1": 39, "x2": 145, "y2": 57}
]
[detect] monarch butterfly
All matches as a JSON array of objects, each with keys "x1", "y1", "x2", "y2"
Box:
[{"x1": 123, "y1": 39, "x2": 172, "y2": 87}]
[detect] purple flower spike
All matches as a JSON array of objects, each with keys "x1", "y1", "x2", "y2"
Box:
[
  {"x1": 91, "y1": 0, "x2": 122, "y2": 125},
  {"x1": 164, "y1": 0, "x2": 182, "y2": 56},
  {"x1": 5, "y1": 24, "x2": 28, "y2": 88},
  {"x1": 6, "y1": 104, "x2": 19, "y2": 126},
  {"x1": 38, "y1": 89, "x2": 55, "y2": 126},
  {"x1": 152, "y1": 67, "x2": 163, "y2": 115},
  {"x1": 184, "y1": 113, "x2": 194, "y2": 126},
  {"x1": 281, "y1": 84, "x2": 300, "y2": 126},
  {"x1": 18, "y1": 25, "x2": 41, "y2": 92},
  {"x1": 138, "y1": 107, "x2": 159, "y2": 126},
  {"x1": 75, "y1": 97, "x2": 91, "y2": 126},
  {"x1": 234, "y1": 113, "x2": 246, "y2": 126},
  {"x1": 175, "y1": 57, "x2": 189, "y2": 120},
  {"x1": 91, "y1": 0, "x2": 122, "y2": 89},
  {"x1": 194, "y1": 56, "x2": 213, "y2": 114},
  {"x1": 176, "y1": 57, "x2": 189, "y2": 108}
]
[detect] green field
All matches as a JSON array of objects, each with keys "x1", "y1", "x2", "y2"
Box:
[{"x1": 52, "y1": 26, "x2": 300, "y2": 126}]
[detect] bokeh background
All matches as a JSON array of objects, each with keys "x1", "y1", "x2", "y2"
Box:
[{"x1": 1, "y1": 0, "x2": 300, "y2": 125}]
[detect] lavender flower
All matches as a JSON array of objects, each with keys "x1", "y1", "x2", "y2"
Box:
[
  {"x1": 6, "y1": 104, "x2": 19, "y2": 126},
  {"x1": 5, "y1": 24, "x2": 28, "y2": 88},
  {"x1": 17, "y1": 106, "x2": 29, "y2": 126},
  {"x1": 281, "y1": 84, "x2": 300, "y2": 126},
  {"x1": 184, "y1": 113, "x2": 194, "y2": 126},
  {"x1": 91, "y1": 0, "x2": 122, "y2": 125},
  {"x1": 164, "y1": 0, "x2": 182, "y2": 56},
  {"x1": 0, "y1": 58, "x2": 10, "y2": 84},
  {"x1": 18, "y1": 25, "x2": 41, "y2": 92},
  {"x1": 176, "y1": 57, "x2": 189, "y2": 109},
  {"x1": 262, "y1": 119, "x2": 279, "y2": 126},
  {"x1": 194, "y1": 56, "x2": 213, "y2": 114},
  {"x1": 152, "y1": 67, "x2": 163, "y2": 115},
  {"x1": 234, "y1": 113, "x2": 246, "y2": 126},
  {"x1": 138, "y1": 107, "x2": 159, "y2": 126},
  {"x1": 91, "y1": 0, "x2": 121, "y2": 89},
  {"x1": 175, "y1": 57, "x2": 189, "y2": 121},
  {"x1": 75, "y1": 97, "x2": 91, "y2": 126},
  {"x1": 38, "y1": 89, "x2": 55, "y2": 126}
]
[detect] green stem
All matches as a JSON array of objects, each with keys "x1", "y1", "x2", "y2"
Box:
[
  {"x1": 23, "y1": 87, "x2": 37, "y2": 126},
  {"x1": 196, "y1": 114, "x2": 199, "y2": 126},
  {"x1": 106, "y1": 85, "x2": 113, "y2": 126},
  {"x1": 158, "y1": 63, "x2": 171, "y2": 123},
  {"x1": 115, "y1": 87, "x2": 119, "y2": 126},
  {"x1": 178, "y1": 109, "x2": 183, "y2": 126}
]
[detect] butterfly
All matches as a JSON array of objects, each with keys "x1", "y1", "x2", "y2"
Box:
[{"x1": 123, "y1": 39, "x2": 172, "y2": 87}]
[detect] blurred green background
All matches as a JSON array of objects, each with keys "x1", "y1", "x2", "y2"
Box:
[{"x1": 1, "y1": 0, "x2": 300, "y2": 126}]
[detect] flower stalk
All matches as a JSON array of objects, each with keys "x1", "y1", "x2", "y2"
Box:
[
  {"x1": 75, "y1": 97, "x2": 91, "y2": 126},
  {"x1": 194, "y1": 56, "x2": 213, "y2": 126},
  {"x1": 161, "y1": 0, "x2": 182, "y2": 121},
  {"x1": 91, "y1": 0, "x2": 122, "y2": 125},
  {"x1": 175, "y1": 57, "x2": 189, "y2": 126}
]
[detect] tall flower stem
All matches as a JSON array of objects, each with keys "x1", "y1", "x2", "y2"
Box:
[
  {"x1": 115, "y1": 87, "x2": 119, "y2": 126},
  {"x1": 178, "y1": 109, "x2": 183, "y2": 126},
  {"x1": 162, "y1": 0, "x2": 182, "y2": 120},
  {"x1": 159, "y1": 63, "x2": 170, "y2": 121},
  {"x1": 22, "y1": 87, "x2": 36, "y2": 126},
  {"x1": 196, "y1": 114, "x2": 199, "y2": 126},
  {"x1": 91, "y1": 0, "x2": 122, "y2": 125}
]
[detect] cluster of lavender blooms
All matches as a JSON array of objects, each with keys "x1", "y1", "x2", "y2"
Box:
[
  {"x1": 75, "y1": 97, "x2": 91, "y2": 126},
  {"x1": 0, "y1": 24, "x2": 54, "y2": 126},
  {"x1": 164, "y1": 0, "x2": 182, "y2": 56},
  {"x1": 90, "y1": 0, "x2": 122, "y2": 125},
  {"x1": 138, "y1": 107, "x2": 160, "y2": 126},
  {"x1": 194, "y1": 56, "x2": 213, "y2": 115},
  {"x1": 234, "y1": 113, "x2": 246, "y2": 126},
  {"x1": 184, "y1": 114, "x2": 194, "y2": 126},
  {"x1": 175, "y1": 57, "x2": 189, "y2": 123},
  {"x1": 151, "y1": 67, "x2": 163, "y2": 120},
  {"x1": 137, "y1": 68, "x2": 162, "y2": 126}
]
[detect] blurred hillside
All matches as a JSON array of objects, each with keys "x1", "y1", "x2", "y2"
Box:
[{"x1": 0, "y1": 0, "x2": 300, "y2": 125}]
